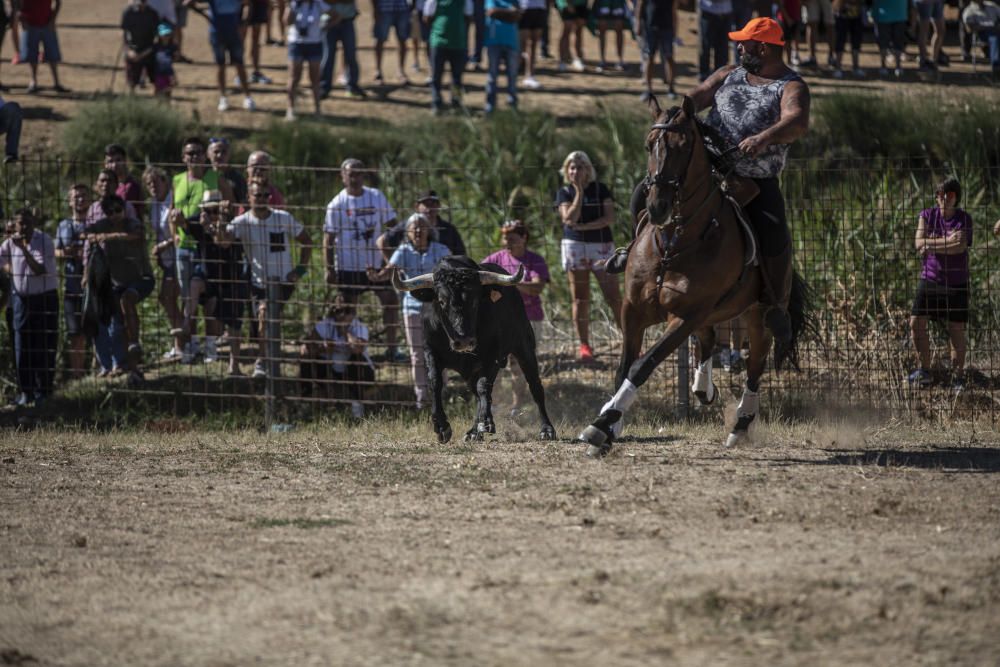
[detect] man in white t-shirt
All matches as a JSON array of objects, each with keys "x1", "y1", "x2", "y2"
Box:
[
  {"x1": 220, "y1": 180, "x2": 313, "y2": 378},
  {"x1": 323, "y1": 157, "x2": 402, "y2": 361}
]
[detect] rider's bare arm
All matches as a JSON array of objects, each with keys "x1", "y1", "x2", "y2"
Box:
[
  {"x1": 750, "y1": 79, "x2": 810, "y2": 148},
  {"x1": 690, "y1": 65, "x2": 737, "y2": 112}
]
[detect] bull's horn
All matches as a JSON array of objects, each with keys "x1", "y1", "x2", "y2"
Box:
[
  {"x1": 479, "y1": 264, "x2": 524, "y2": 286},
  {"x1": 392, "y1": 268, "x2": 434, "y2": 292}
]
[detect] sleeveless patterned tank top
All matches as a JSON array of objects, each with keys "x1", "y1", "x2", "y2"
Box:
[{"x1": 704, "y1": 67, "x2": 803, "y2": 179}]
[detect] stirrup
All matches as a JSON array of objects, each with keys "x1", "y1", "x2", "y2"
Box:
[{"x1": 604, "y1": 247, "x2": 629, "y2": 274}]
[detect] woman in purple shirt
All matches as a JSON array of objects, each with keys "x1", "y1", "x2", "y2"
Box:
[
  {"x1": 482, "y1": 219, "x2": 550, "y2": 414},
  {"x1": 908, "y1": 177, "x2": 973, "y2": 390}
]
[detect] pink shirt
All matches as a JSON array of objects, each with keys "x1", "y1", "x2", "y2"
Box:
[{"x1": 481, "y1": 248, "x2": 550, "y2": 321}]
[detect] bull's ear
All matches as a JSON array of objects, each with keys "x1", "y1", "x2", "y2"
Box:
[{"x1": 410, "y1": 288, "x2": 435, "y2": 303}]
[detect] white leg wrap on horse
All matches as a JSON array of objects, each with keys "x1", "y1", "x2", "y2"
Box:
[
  {"x1": 600, "y1": 379, "x2": 639, "y2": 437},
  {"x1": 693, "y1": 358, "x2": 714, "y2": 401},
  {"x1": 736, "y1": 387, "x2": 759, "y2": 419}
]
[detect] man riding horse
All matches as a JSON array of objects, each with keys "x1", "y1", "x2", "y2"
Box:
[{"x1": 608, "y1": 17, "x2": 809, "y2": 346}]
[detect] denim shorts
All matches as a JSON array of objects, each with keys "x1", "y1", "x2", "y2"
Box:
[
  {"x1": 20, "y1": 25, "x2": 62, "y2": 64},
  {"x1": 210, "y1": 13, "x2": 244, "y2": 65},
  {"x1": 175, "y1": 248, "x2": 205, "y2": 297},
  {"x1": 373, "y1": 9, "x2": 412, "y2": 42},
  {"x1": 642, "y1": 25, "x2": 675, "y2": 60}
]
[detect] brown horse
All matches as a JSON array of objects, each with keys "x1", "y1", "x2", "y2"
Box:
[{"x1": 578, "y1": 94, "x2": 808, "y2": 457}]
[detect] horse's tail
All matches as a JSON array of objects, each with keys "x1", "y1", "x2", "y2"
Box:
[{"x1": 775, "y1": 270, "x2": 815, "y2": 373}]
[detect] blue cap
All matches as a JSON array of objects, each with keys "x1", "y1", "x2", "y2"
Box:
[{"x1": 157, "y1": 23, "x2": 173, "y2": 37}]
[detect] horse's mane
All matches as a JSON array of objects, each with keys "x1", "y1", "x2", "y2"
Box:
[{"x1": 694, "y1": 117, "x2": 742, "y2": 173}]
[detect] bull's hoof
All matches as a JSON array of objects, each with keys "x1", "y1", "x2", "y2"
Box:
[
  {"x1": 437, "y1": 425, "x2": 453, "y2": 444},
  {"x1": 694, "y1": 382, "x2": 717, "y2": 406},
  {"x1": 539, "y1": 424, "x2": 556, "y2": 441},
  {"x1": 725, "y1": 430, "x2": 748, "y2": 448}
]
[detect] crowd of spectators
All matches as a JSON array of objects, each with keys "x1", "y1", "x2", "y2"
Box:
[
  {"x1": 101, "y1": 0, "x2": 1000, "y2": 120},
  {"x1": 0, "y1": 138, "x2": 558, "y2": 416}
]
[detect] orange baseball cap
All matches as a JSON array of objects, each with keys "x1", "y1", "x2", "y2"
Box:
[{"x1": 728, "y1": 17, "x2": 785, "y2": 46}]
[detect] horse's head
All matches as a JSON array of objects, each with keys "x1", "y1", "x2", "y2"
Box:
[{"x1": 644, "y1": 94, "x2": 699, "y2": 224}]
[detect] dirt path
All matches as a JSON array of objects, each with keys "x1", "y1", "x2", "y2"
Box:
[
  {"x1": 1, "y1": 420, "x2": 998, "y2": 665},
  {"x1": 9, "y1": 2, "x2": 998, "y2": 154}
]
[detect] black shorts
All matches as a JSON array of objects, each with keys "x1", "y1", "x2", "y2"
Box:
[
  {"x1": 63, "y1": 294, "x2": 83, "y2": 337},
  {"x1": 911, "y1": 279, "x2": 969, "y2": 323},
  {"x1": 560, "y1": 5, "x2": 589, "y2": 21},
  {"x1": 520, "y1": 7, "x2": 547, "y2": 30},
  {"x1": 125, "y1": 55, "x2": 156, "y2": 87},
  {"x1": 202, "y1": 279, "x2": 248, "y2": 330},
  {"x1": 336, "y1": 270, "x2": 394, "y2": 298},
  {"x1": 249, "y1": 0, "x2": 269, "y2": 25}
]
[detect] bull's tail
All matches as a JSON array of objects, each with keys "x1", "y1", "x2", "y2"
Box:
[{"x1": 774, "y1": 270, "x2": 814, "y2": 373}]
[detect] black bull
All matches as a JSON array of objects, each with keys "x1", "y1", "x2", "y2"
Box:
[{"x1": 392, "y1": 255, "x2": 557, "y2": 443}]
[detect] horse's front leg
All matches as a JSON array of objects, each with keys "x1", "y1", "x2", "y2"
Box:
[
  {"x1": 692, "y1": 325, "x2": 718, "y2": 406},
  {"x1": 726, "y1": 305, "x2": 769, "y2": 448},
  {"x1": 581, "y1": 311, "x2": 704, "y2": 458}
]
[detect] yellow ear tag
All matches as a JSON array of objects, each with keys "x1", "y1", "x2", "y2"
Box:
[{"x1": 490, "y1": 290, "x2": 502, "y2": 303}]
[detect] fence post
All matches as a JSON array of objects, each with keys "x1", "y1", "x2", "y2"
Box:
[
  {"x1": 264, "y1": 279, "x2": 282, "y2": 429},
  {"x1": 676, "y1": 337, "x2": 690, "y2": 420}
]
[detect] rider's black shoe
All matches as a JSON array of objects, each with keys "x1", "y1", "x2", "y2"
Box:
[{"x1": 605, "y1": 248, "x2": 629, "y2": 274}]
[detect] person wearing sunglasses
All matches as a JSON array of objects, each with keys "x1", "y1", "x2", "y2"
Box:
[
  {"x1": 84, "y1": 195, "x2": 155, "y2": 387},
  {"x1": 482, "y1": 219, "x2": 550, "y2": 414},
  {"x1": 172, "y1": 136, "x2": 235, "y2": 218}
]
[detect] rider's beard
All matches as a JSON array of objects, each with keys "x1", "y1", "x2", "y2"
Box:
[{"x1": 740, "y1": 52, "x2": 763, "y2": 74}]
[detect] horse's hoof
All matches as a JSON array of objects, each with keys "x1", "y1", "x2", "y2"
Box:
[
  {"x1": 464, "y1": 429, "x2": 483, "y2": 442},
  {"x1": 437, "y1": 425, "x2": 453, "y2": 444},
  {"x1": 586, "y1": 441, "x2": 613, "y2": 458},
  {"x1": 725, "y1": 431, "x2": 747, "y2": 448},
  {"x1": 482, "y1": 420, "x2": 496, "y2": 434},
  {"x1": 694, "y1": 382, "x2": 718, "y2": 406},
  {"x1": 539, "y1": 425, "x2": 557, "y2": 441}
]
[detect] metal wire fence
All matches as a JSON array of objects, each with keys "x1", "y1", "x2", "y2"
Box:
[{"x1": 1, "y1": 156, "x2": 998, "y2": 427}]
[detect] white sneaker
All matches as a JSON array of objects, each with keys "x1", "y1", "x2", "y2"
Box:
[
  {"x1": 522, "y1": 76, "x2": 541, "y2": 89},
  {"x1": 204, "y1": 336, "x2": 219, "y2": 363},
  {"x1": 217, "y1": 96, "x2": 229, "y2": 112},
  {"x1": 162, "y1": 347, "x2": 183, "y2": 361},
  {"x1": 571, "y1": 58, "x2": 585, "y2": 72},
  {"x1": 350, "y1": 401, "x2": 364, "y2": 419},
  {"x1": 337, "y1": 73, "x2": 348, "y2": 86},
  {"x1": 252, "y1": 360, "x2": 267, "y2": 379},
  {"x1": 284, "y1": 108, "x2": 296, "y2": 121},
  {"x1": 242, "y1": 96, "x2": 256, "y2": 111}
]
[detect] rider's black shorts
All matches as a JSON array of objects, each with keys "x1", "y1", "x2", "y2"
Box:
[{"x1": 744, "y1": 177, "x2": 790, "y2": 258}]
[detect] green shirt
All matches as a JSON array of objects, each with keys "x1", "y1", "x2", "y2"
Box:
[
  {"x1": 172, "y1": 169, "x2": 220, "y2": 218},
  {"x1": 429, "y1": 0, "x2": 469, "y2": 49}
]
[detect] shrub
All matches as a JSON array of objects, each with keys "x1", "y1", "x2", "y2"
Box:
[{"x1": 60, "y1": 96, "x2": 194, "y2": 165}]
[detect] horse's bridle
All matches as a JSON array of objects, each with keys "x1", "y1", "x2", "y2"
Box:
[{"x1": 643, "y1": 109, "x2": 693, "y2": 219}]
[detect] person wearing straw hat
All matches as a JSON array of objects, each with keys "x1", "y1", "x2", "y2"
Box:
[{"x1": 690, "y1": 15, "x2": 810, "y2": 347}]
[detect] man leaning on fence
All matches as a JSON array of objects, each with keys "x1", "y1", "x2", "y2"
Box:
[
  {"x1": 217, "y1": 180, "x2": 312, "y2": 379},
  {"x1": 1, "y1": 208, "x2": 58, "y2": 407},
  {"x1": 323, "y1": 157, "x2": 402, "y2": 361}
]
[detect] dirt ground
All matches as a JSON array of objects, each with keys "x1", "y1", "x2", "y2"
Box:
[
  {"x1": 7, "y1": 1, "x2": 998, "y2": 154},
  {"x1": 1, "y1": 416, "x2": 999, "y2": 666}
]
